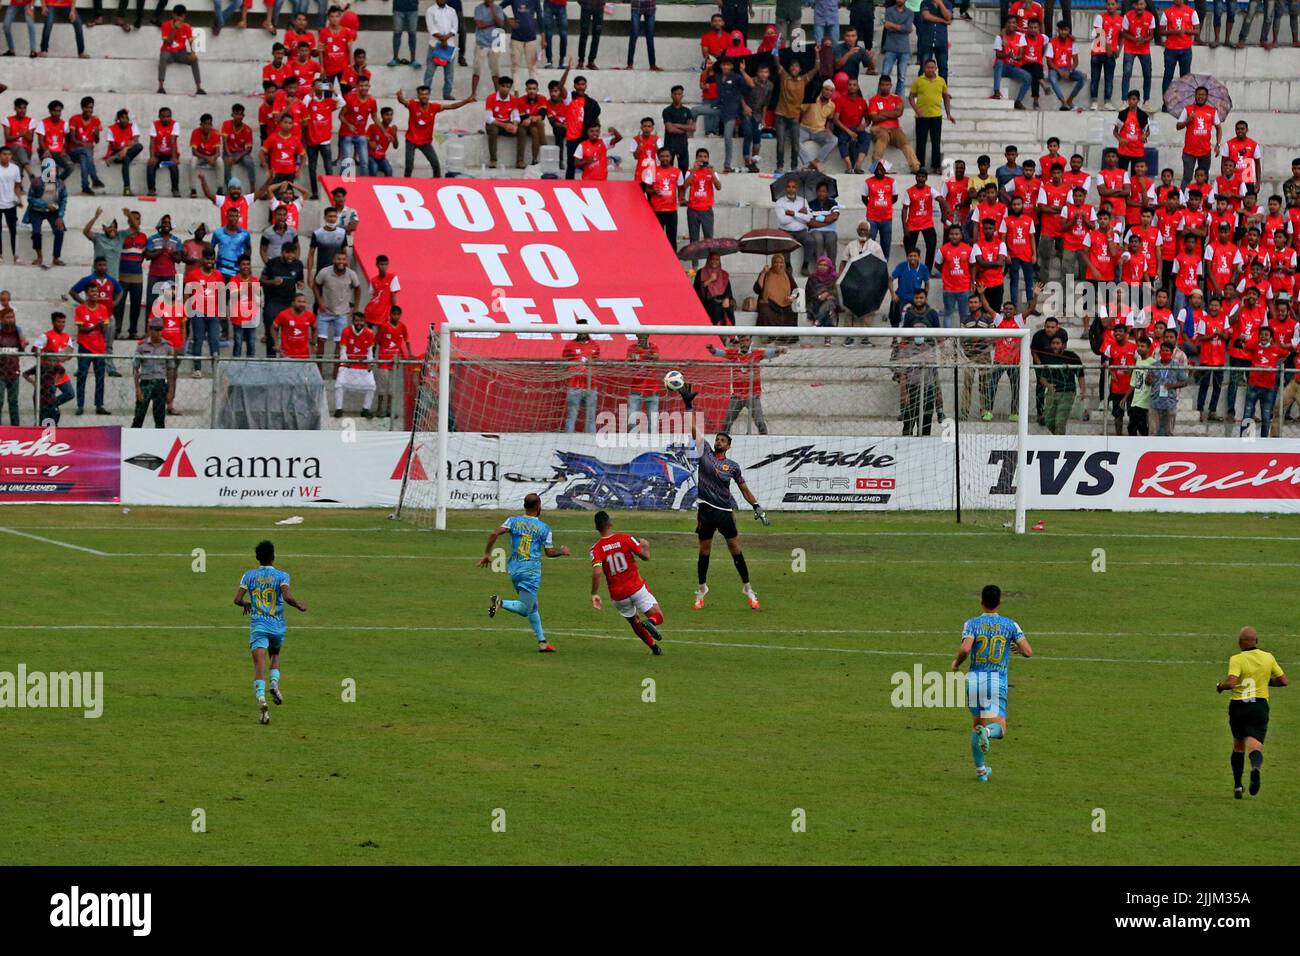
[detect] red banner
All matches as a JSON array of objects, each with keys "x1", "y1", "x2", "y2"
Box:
[
  {"x1": 318, "y1": 177, "x2": 714, "y2": 359},
  {"x1": 0, "y1": 426, "x2": 122, "y2": 502},
  {"x1": 1129, "y1": 451, "x2": 1300, "y2": 500}
]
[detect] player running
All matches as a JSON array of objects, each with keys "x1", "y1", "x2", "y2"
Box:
[
  {"x1": 481, "y1": 493, "x2": 571, "y2": 653},
  {"x1": 589, "y1": 510, "x2": 664, "y2": 656},
  {"x1": 233, "y1": 540, "x2": 307, "y2": 725},
  {"x1": 951, "y1": 584, "x2": 1032, "y2": 782},
  {"x1": 1216, "y1": 626, "x2": 1288, "y2": 799},
  {"x1": 676, "y1": 380, "x2": 768, "y2": 611}
]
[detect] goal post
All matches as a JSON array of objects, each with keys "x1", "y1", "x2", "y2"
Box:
[{"x1": 394, "y1": 322, "x2": 1033, "y2": 534}]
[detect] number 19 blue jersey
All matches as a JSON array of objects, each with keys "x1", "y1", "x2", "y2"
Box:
[
  {"x1": 961, "y1": 612, "x2": 1024, "y2": 676},
  {"x1": 240, "y1": 566, "x2": 291, "y2": 637}
]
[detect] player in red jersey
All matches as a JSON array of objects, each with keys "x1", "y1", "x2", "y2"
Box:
[{"x1": 589, "y1": 510, "x2": 663, "y2": 656}]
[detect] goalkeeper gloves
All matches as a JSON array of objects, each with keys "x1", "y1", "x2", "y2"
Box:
[
  {"x1": 678, "y1": 382, "x2": 697, "y2": 410},
  {"x1": 752, "y1": 503, "x2": 770, "y2": 526}
]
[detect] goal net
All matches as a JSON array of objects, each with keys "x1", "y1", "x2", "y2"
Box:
[{"x1": 393, "y1": 322, "x2": 1032, "y2": 532}]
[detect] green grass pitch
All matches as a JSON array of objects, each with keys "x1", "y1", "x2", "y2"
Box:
[{"x1": 1, "y1": 505, "x2": 1296, "y2": 865}]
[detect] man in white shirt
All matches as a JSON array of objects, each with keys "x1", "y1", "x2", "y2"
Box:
[
  {"x1": 0, "y1": 145, "x2": 23, "y2": 263},
  {"x1": 773, "y1": 176, "x2": 813, "y2": 274},
  {"x1": 424, "y1": 0, "x2": 461, "y2": 100}
]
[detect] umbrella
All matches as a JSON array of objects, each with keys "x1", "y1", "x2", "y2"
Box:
[
  {"x1": 738, "y1": 228, "x2": 801, "y2": 256},
  {"x1": 1162, "y1": 74, "x2": 1232, "y2": 119},
  {"x1": 769, "y1": 169, "x2": 838, "y2": 203},
  {"x1": 677, "y1": 237, "x2": 740, "y2": 261},
  {"x1": 837, "y1": 250, "x2": 891, "y2": 318}
]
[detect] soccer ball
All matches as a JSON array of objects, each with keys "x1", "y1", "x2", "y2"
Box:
[{"x1": 663, "y1": 370, "x2": 685, "y2": 392}]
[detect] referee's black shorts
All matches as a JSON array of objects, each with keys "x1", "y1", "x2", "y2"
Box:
[
  {"x1": 1229, "y1": 699, "x2": 1270, "y2": 743},
  {"x1": 696, "y1": 504, "x2": 738, "y2": 542}
]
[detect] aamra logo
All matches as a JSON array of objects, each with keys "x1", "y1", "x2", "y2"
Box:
[
  {"x1": 159, "y1": 438, "x2": 197, "y2": 478},
  {"x1": 392, "y1": 443, "x2": 428, "y2": 480}
]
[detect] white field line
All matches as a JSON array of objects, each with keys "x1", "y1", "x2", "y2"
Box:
[
  {"x1": 0, "y1": 622, "x2": 1232, "y2": 665},
  {"x1": 0, "y1": 527, "x2": 112, "y2": 556}
]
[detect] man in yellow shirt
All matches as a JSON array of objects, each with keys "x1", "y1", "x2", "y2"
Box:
[
  {"x1": 908, "y1": 57, "x2": 954, "y2": 174},
  {"x1": 798, "y1": 80, "x2": 840, "y2": 172},
  {"x1": 1216, "y1": 626, "x2": 1288, "y2": 799}
]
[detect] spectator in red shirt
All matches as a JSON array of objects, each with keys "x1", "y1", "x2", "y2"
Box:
[
  {"x1": 157, "y1": 6, "x2": 204, "y2": 96},
  {"x1": 562, "y1": 327, "x2": 600, "y2": 433},
  {"x1": 274, "y1": 291, "x2": 317, "y2": 360},
  {"x1": 36, "y1": 99, "x2": 72, "y2": 184},
  {"x1": 832, "y1": 76, "x2": 869, "y2": 174},
  {"x1": 188, "y1": 113, "x2": 222, "y2": 199},
  {"x1": 516, "y1": 78, "x2": 548, "y2": 167},
  {"x1": 221, "y1": 104, "x2": 257, "y2": 191},
  {"x1": 67, "y1": 95, "x2": 105, "y2": 195},
  {"x1": 367, "y1": 107, "x2": 400, "y2": 177},
  {"x1": 396, "y1": 85, "x2": 475, "y2": 177},
  {"x1": 373, "y1": 303, "x2": 411, "y2": 419},
  {"x1": 38, "y1": 0, "x2": 85, "y2": 58},
  {"x1": 73, "y1": 285, "x2": 111, "y2": 415},
  {"x1": 624, "y1": 333, "x2": 662, "y2": 434}
]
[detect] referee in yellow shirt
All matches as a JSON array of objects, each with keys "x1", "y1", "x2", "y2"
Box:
[{"x1": 1216, "y1": 627, "x2": 1288, "y2": 799}]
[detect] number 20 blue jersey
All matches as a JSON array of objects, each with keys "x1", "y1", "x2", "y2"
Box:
[{"x1": 961, "y1": 612, "x2": 1024, "y2": 676}]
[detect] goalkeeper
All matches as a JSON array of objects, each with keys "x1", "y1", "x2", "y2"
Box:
[{"x1": 676, "y1": 378, "x2": 769, "y2": 612}]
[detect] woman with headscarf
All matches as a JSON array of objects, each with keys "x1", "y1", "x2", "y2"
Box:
[
  {"x1": 693, "y1": 251, "x2": 736, "y2": 329},
  {"x1": 804, "y1": 255, "x2": 841, "y2": 345},
  {"x1": 21, "y1": 171, "x2": 67, "y2": 270},
  {"x1": 757, "y1": 23, "x2": 783, "y2": 54},
  {"x1": 754, "y1": 253, "x2": 796, "y2": 335}
]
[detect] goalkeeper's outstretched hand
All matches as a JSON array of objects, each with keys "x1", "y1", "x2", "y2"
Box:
[
  {"x1": 677, "y1": 382, "x2": 697, "y2": 410},
  {"x1": 752, "y1": 503, "x2": 770, "y2": 526}
]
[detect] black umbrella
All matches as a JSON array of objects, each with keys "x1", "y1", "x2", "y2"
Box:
[
  {"x1": 837, "y1": 251, "x2": 891, "y2": 317},
  {"x1": 677, "y1": 237, "x2": 740, "y2": 261},
  {"x1": 769, "y1": 169, "x2": 838, "y2": 203},
  {"x1": 738, "y1": 228, "x2": 801, "y2": 256}
]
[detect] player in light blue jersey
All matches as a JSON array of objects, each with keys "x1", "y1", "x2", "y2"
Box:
[
  {"x1": 480, "y1": 493, "x2": 571, "y2": 652},
  {"x1": 234, "y1": 540, "x2": 307, "y2": 725},
  {"x1": 951, "y1": 584, "x2": 1032, "y2": 782}
]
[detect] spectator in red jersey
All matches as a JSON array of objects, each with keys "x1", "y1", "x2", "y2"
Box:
[
  {"x1": 1176, "y1": 85, "x2": 1222, "y2": 187},
  {"x1": 219, "y1": 104, "x2": 256, "y2": 191},
  {"x1": 562, "y1": 325, "x2": 600, "y2": 433},
  {"x1": 158, "y1": 6, "x2": 204, "y2": 95},
  {"x1": 38, "y1": 0, "x2": 85, "y2": 58},
  {"x1": 832, "y1": 76, "x2": 869, "y2": 174},
  {"x1": 1160, "y1": 0, "x2": 1197, "y2": 96},
  {"x1": 4, "y1": 99, "x2": 36, "y2": 171},
  {"x1": 302, "y1": 79, "x2": 338, "y2": 195},
  {"x1": 485, "y1": 76, "x2": 524, "y2": 169},
  {"x1": 573, "y1": 122, "x2": 624, "y2": 181},
  {"x1": 709, "y1": 334, "x2": 785, "y2": 435},
  {"x1": 396, "y1": 85, "x2": 474, "y2": 177},
  {"x1": 259, "y1": 113, "x2": 305, "y2": 196},
  {"x1": 188, "y1": 113, "x2": 222, "y2": 199},
  {"x1": 184, "y1": 245, "x2": 225, "y2": 377},
  {"x1": 515, "y1": 78, "x2": 547, "y2": 167},
  {"x1": 27, "y1": 312, "x2": 75, "y2": 424},
  {"x1": 684, "y1": 147, "x2": 721, "y2": 256},
  {"x1": 373, "y1": 304, "x2": 411, "y2": 418},
  {"x1": 643, "y1": 146, "x2": 683, "y2": 247},
  {"x1": 1102, "y1": 321, "x2": 1138, "y2": 433},
  {"x1": 367, "y1": 107, "x2": 400, "y2": 177},
  {"x1": 98, "y1": 109, "x2": 141, "y2": 196},
  {"x1": 318, "y1": 5, "x2": 356, "y2": 83},
  {"x1": 145, "y1": 106, "x2": 182, "y2": 197},
  {"x1": 67, "y1": 96, "x2": 105, "y2": 196},
  {"x1": 362, "y1": 254, "x2": 400, "y2": 329},
  {"x1": 623, "y1": 333, "x2": 662, "y2": 434},
  {"x1": 339, "y1": 48, "x2": 372, "y2": 97},
  {"x1": 334, "y1": 311, "x2": 377, "y2": 419},
  {"x1": 227, "y1": 254, "x2": 261, "y2": 357},
  {"x1": 73, "y1": 285, "x2": 111, "y2": 415},
  {"x1": 274, "y1": 291, "x2": 317, "y2": 361},
  {"x1": 35, "y1": 99, "x2": 72, "y2": 184}
]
